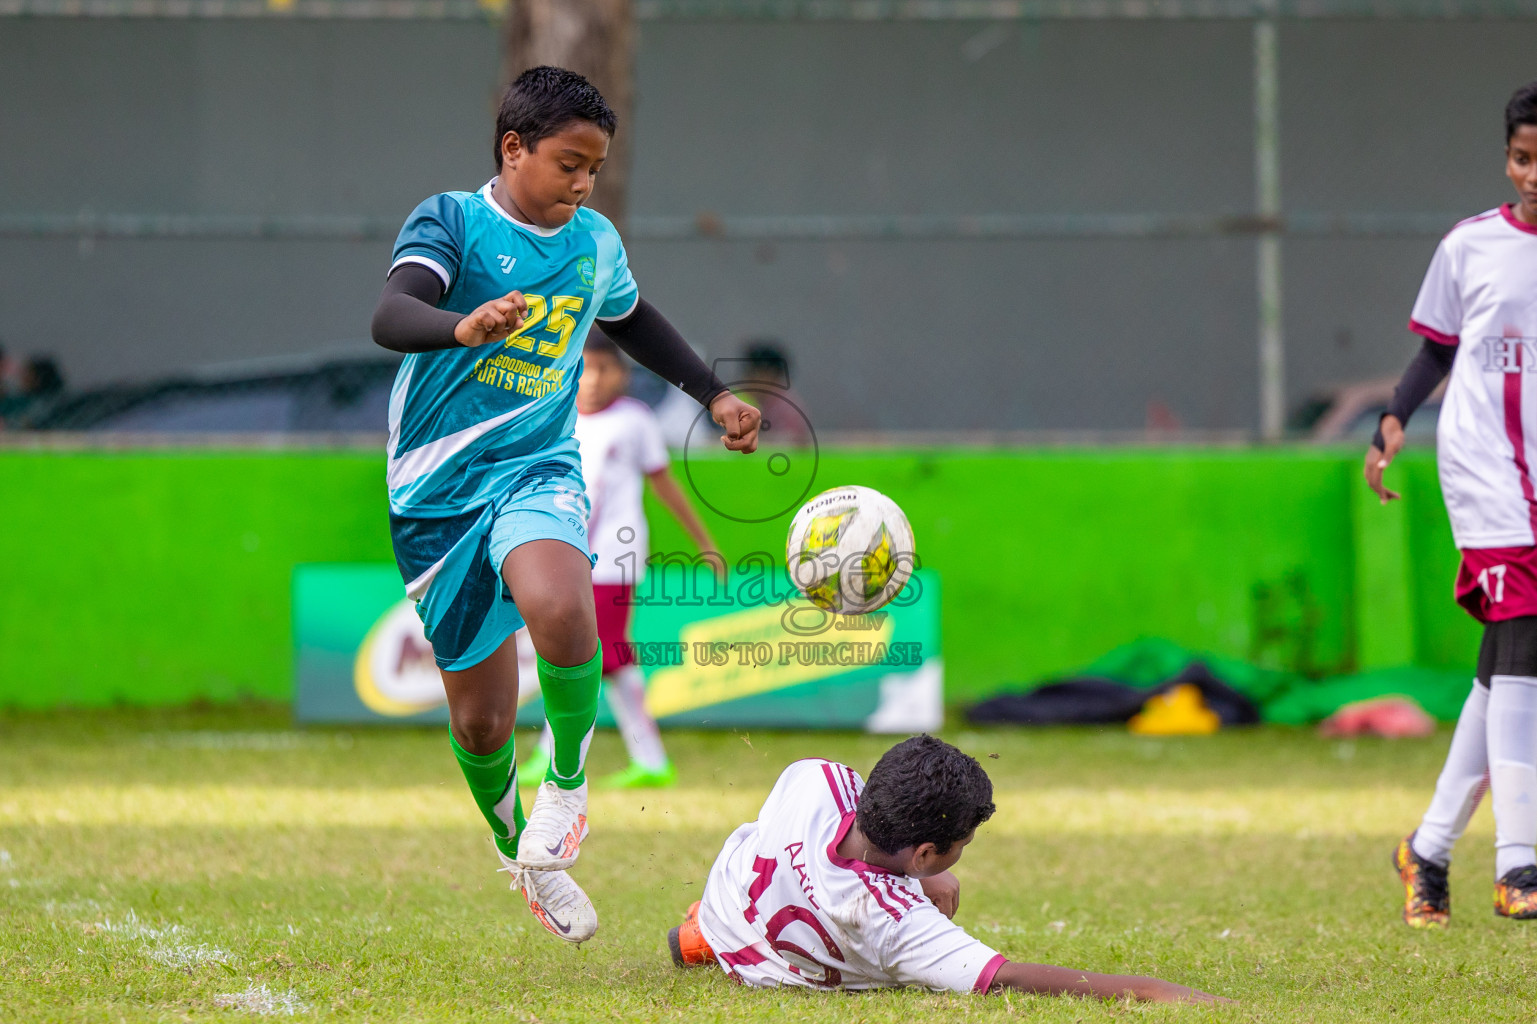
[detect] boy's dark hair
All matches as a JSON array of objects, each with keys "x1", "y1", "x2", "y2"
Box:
[
  {"x1": 856, "y1": 735, "x2": 996, "y2": 856},
  {"x1": 583, "y1": 333, "x2": 624, "y2": 363},
  {"x1": 1507, "y1": 80, "x2": 1537, "y2": 142},
  {"x1": 494, "y1": 66, "x2": 617, "y2": 167}
]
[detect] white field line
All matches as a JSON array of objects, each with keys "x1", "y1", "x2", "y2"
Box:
[
  {"x1": 92, "y1": 909, "x2": 186, "y2": 941},
  {"x1": 90, "y1": 908, "x2": 240, "y2": 970},
  {"x1": 146, "y1": 942, "x2": 236, "y2": 968},
  {"x1": 214, "y1": 984, "x2": 308, "y2": 1016}
]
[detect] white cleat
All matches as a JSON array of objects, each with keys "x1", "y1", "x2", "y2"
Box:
[
  {"x1": 516, "y1": 780, "x2": 589, "y2": 870},
  {"x1": 498, "y1": 853, "x2": 598, "y2": 944}
]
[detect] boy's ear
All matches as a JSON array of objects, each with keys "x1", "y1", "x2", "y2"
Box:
[{"x1": 500, "y1": 131, "x2": 524, "y2": 167}]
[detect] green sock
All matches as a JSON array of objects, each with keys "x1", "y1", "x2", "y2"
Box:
[
  {"x1": 450, "y1": 733, "x2": 526, "y2": 859},
  {"x1": 538, "y1": 644, "x2": 602, "y2": 790}
]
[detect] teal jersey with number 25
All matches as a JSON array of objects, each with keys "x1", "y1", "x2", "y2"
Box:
[{"x1": 383, "y1": 178, "x2": 640, "y2": 518}]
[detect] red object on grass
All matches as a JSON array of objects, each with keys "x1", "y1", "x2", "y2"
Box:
[{"x1": 1318, "y1": 696, "x2": 1436, "y2": 739}]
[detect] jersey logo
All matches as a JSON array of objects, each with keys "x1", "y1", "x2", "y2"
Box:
[
  {"x1": 576, "y1": 255, "x2": 596, "y2": 288},
  {"x1": 496, "y1": 254, "x2": 517, "y2": 274},
  {"x1": 1481, "y1": 337, "x2": 1537, "y2": 373}
]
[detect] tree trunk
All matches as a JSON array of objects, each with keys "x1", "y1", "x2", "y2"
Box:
[{"x1": 502, "y1": 0, "x2": 634, "y2": 230}]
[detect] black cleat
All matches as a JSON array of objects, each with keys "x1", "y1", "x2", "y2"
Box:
[
  {"x1": 1393, "y1": 832, "x2": 1449, "y2": 928},
  {"x1": 1494, "y1": 865, "x2": 1537, "y2": 919}
]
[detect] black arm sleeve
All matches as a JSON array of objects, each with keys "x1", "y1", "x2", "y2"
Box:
[
  {"x1": 599, "y1": 299, "x2": 729, "y2": 408},
  {"x1": 1372, "y1": 337, "x2": 1456, "y2": 448},
  {"x1": 370, "y1": 264, "x2": 463, "y2": 354}
]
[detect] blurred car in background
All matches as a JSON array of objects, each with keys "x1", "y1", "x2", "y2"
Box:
[
  {"x1": 28, "y1": 353, "x2": 403, "y2": 433},
  {"x1": 19, "y1": 350, "x2": 693, "y2": 436},
  {"x1": 1292, "y1": 376, "x2": 1446, "y2": 445}
]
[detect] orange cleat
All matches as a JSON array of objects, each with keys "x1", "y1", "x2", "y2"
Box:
[
  {"x1": 1393, "y1": 832, "x2": 1450, "y2": 928},
  {"x1": 1494, "y1": 866, "x2": 1537, "y2": 919},
  {"x1": 667, "y1": 901, "x2": 717, "y2": 968}
]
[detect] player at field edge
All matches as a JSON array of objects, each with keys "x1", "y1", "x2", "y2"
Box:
[
  {"x1": 369, "y1": 66, "x2": 761, "y2": 944},
  {"x1": 668, "y1": 735, "x2": 1228, "y2": 1003},
  {"x1": 1369, "y1": 79, "x2": 1537, "y2": 927},
  {"x1": 519, "y1": 333, "x2": 725, "y2": 789}
]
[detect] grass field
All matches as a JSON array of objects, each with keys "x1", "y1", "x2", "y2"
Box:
[{"x1": 4, "y1": 707, "x2": 1536, "y2": 1022}]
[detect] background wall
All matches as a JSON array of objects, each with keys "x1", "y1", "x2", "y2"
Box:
[
  {"x1": 0, "y1": 446, "x2": 1478, "y2": 709},
  {"x1": 2, "y1": 15, "x2": 1534, "y2": 431}
]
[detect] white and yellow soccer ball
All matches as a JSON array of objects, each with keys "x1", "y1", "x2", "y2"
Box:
[{"x1": 785, "y1": 485, "x2": 916, "y2": 615}]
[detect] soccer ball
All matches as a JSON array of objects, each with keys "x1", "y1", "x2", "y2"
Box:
[{"x1": 785, "y1": 485, "x2": 916, "y2": 615}]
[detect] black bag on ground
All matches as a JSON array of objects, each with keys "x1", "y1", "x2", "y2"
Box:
[{"x1": 966, "y1": 661, "x2": 1260, "y2": 727}]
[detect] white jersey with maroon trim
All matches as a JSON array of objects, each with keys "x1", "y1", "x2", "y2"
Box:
[
  {"x1": 575, "y1": 396, "x2": 669, "y2": 584},
  {"x1": 697, "y1": 759, "x2": 1006, "y2": 993},
  {"x1": 1410, "y1": 204, "x2": 1537, "y2": 548}
]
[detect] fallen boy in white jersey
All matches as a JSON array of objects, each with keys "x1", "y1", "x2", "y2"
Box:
[{"x1": 669, "y1": 735, "x2": 1226, "y2": 1003}]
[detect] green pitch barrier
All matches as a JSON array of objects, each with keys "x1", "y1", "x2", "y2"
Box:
[
  {"x1": 0, "y1": 447, "x2": 1478, "y2": 711},
  {"x1": 292, "y1": 563, "x2": 941, "y2": 731}
]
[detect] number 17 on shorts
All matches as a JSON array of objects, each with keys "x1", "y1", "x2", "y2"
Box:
[{"x1": 1456, "y1": 546, "x2": 1537, "y2": 623}]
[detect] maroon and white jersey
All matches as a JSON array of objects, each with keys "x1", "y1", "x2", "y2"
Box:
[
  {"x1": 1411, "y1": 204, "x2": 1537, "y2": 548},
  {"x1": 697, "y1": 759, "x2": 1006, "y2": 993},
  {"x1": 574, "y1": 396, "x2": 668, "y2": 584}
]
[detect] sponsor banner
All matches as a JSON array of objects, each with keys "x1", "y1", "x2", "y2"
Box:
[{"x1": 293, "y1": 563, "x2": 941, "y2": 731}]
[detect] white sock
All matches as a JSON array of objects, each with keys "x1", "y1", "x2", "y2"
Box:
[
  {"x1": 1413, "y1": 681, "x2": 1490, "y2": 867},
  {"x1": 604, "y1": 666, "x2": 669, "y2": 771},
  {"x1": 1489, "y1": 674, "x2": 1537, "y2": 879}
]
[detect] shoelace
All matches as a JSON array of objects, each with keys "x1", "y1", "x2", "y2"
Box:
[
  {"x1": 537, "y1": 779, "x2": 578, "y2": 809},
  {"x1": 496, "y1": 860, "x2": 582, "y2": 914},
  {"x1": 525, "y1": 782, "x2": 578, "y2": 830}
]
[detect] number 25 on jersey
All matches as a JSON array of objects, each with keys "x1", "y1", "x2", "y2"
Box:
[{"x1": 505, "y1": 294, "x2": 583, "y2": 359}]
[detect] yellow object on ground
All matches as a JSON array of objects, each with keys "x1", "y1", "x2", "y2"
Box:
[{"x1": 1128, "y1": 683, "x2": 1221, "y2": 735}]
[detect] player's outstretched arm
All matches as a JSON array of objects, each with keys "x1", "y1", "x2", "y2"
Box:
[
  {"x1": 1364, "y1": 337, "x2": 1456, "y2": 504},
  {"x1": 371, "y1": 265, "x2": 526, "y2": 353},
  {"x1": 600, "y1": 300, "x2": 760, "y2": 453},
  {"x1": 990, "y1": 961, "x2": 1230, "y2": 1004}
]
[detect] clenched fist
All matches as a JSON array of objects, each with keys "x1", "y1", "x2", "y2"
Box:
[{"x1": 455, "y1": 291, "x2": 529, "y2": 348}]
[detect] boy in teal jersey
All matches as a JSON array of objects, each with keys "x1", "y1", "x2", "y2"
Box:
[{"x1": 371, "y1": 66, "x2": 761, "y2": 943}]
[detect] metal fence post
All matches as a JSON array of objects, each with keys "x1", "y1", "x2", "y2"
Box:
[{"x1": 1254, "y1": 16, "x2": 1284, "y2": 441}]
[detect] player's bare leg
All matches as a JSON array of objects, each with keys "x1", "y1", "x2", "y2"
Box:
[{"x1": 503, "y1": 539, "x2": 600, "y2": 871}]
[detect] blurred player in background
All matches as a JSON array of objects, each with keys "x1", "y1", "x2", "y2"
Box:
[
  {"x1": 667, "y1": 735, "x2": 1224, "y2": 1002},
  {"x1": 519, "y1": 334, "x2": 723, "y2": 789},
  {"x1": 370, "y1": 66, "x2": 760, "y2": 944},
  {"x1": 1369, "y1": 79, "x2": 1537, "y2": 926}
]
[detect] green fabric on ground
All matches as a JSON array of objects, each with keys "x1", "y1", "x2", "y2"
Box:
[
  {"x1": 1070, "y1": 637, "x2": 1472, "y2": 724},
  {"x1": 450, "y1": 733, "x2": 525, "y2": 858},
  {"x1": 1079, "y1": 636, "x2": 1298, "y2": 707},
  {"x1": 1261, "y1": 666, "x2": 1472, "y2": 725},
  {"x1": 538, "y1": 645, "x2": 602, "y2": 789}
]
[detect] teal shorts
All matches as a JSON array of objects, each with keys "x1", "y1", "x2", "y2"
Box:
[{"x1": 389, "y1": 458, "x2": 595, "y2": 671}]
